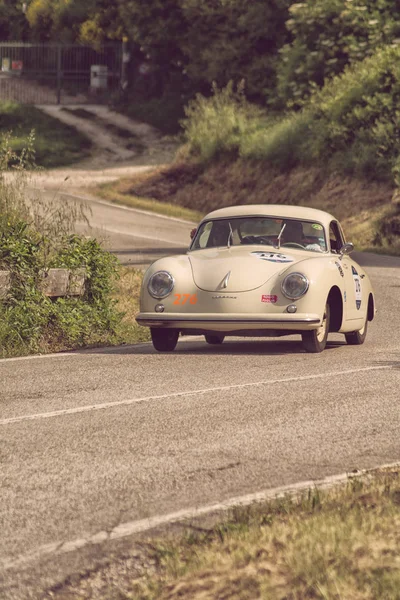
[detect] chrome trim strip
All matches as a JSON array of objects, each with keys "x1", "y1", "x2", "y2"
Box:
[{"x1": 136, "y1": 317, "x2": 320, "y2": 324}]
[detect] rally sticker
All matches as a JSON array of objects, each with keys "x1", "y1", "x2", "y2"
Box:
[
  {"x1": 335, "y1": 261, "x2": 344, "y2": 278},
  {"x1": 262, "y1": 295, "x2": 278, "y2": 303},
  {"x1": 312, "y1": 224, "x2": 323, "y2": 230},
  {"x1": 251, "y1": 252, "x2": 294, "y2": 263},
  {"x1": 352, "y1": 266, "x2": 362, "y2": 310}
]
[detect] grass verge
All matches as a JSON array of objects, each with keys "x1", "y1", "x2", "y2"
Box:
[
  {"x1": 113, "y1": 266, "x2": 149, "y2": 345},
  {"x1": 0, "y1": 266, "x2": 148, "y2": 359},
  {"x1": 0, "y1": 101, "x2": 91, "y2": 168},
  {"x1": 46, "y1": 467, "x2": 400, "y2": 599},
  {"x1": 95, "y1": 176, "x2": 201, "y2": 223}
]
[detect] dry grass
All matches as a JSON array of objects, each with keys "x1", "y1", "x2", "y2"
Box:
[
  {"x1": 46, "y1": 468, "x2": 400, "y2": 600},
  {"x1": 113, "y1": 266, "x2": 150, "y2": 344},
  {"x1": 134, "y1": 470, "x2": 400, "y2": 600}
]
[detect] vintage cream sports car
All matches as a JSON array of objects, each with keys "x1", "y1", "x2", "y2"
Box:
[{"x1": 136, "y1": 205, "x2": 375, "y2": 353}]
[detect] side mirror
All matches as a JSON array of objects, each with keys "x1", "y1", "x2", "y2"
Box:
[{"x1": 339, "y1": 242, "x2": 354, "y2": 257}]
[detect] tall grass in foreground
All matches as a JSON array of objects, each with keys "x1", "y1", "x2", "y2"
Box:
[
  {"x1": 135, "y1": 471, "x2": 400, "y2": 600},
  {"x1": 43, "y1": 468, "x2": 400, "y2": 599}
]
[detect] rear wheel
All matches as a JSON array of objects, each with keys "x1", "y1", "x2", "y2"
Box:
[
  {"x1": 205, "y1": 334, "x2": 225, "y2": 345},
  {"x1": 345, "y1": 316, "x2": 368, "y2": 345},
  {"x1": 302, "y1": 304, "x2": 330, "y2": 353},
  {"x1": 151, "y1": 328, "x2": 179, "y2": 352}
]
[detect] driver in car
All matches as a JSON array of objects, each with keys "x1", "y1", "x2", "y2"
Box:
[{"x1": 282, "y1": 220, "x2": 323, "y2": 252}]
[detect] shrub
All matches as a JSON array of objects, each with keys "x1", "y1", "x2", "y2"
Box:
[
  {"x1": 0, "y1": 135, "x2": 122, "y2": 357},
  {"x1": 276, "y1": 0, "x2": 400, "y2": 108},
  {"x1": 181, "y1": 82, "x2": 266, "y2": 162}
]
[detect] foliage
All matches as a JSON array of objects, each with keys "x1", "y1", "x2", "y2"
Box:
[
  {"x1": 304, "y1": 45, "x2": 400, "y2": 179},
  {"x1": 0, "y1": 134, "x2": 122, "y2": 358},
  {"x1": 0, "y1": 0, "x2": 30, "y2": 40},
  {"x1": 181, "y1": 82, "x2": 267, "y2": 162},
  {"x1": 24, "y1": 0, "x2": 290, "y2": 112},
  {"x1": 184, "y1": 46, "x2": 400, "y2": 184},
  {"x1": 27, "y1": 0, "x2": 89, "y2": 42},
  {"x1": 180, "y1": 0, "x2": 290, "y2": 102},
  {"x1": 276, "y1": 0, "x2": 400, "y2": 108},
  {"x1": 117, "y1": 89, "x2": 186, "y2": 135},
  {"x1": 0, "y1": 226, "x2": 122, "y2": 357}
]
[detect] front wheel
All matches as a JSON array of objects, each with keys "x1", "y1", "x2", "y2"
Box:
[
  {"x1": 302, "y1": 304, "x2": 330, "y2": 353},
  {"x1": 205, "y1": 334, "x2": 225, "y2": 345},
  {"x1": 345, "y1": 316, "x2": 368, "y2": 345},
  {"x1": 151, "y1": 328, "x2": 179, "y2": 352}
]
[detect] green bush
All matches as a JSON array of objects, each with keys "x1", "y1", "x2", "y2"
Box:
[
  {"x1": 183, "y1": 46, "x2": 400, "y2": 183},
  {"x1": 0, "y1": 229, "x2": 121, "y2": 357},
  {"x1": 182, "y1": 82, "x2": 267, "y2": 162},
  {"x1": 0, "y1": 136, "x2": 122, "y2": 358},
  {"x1": 276, "y1": 0, "x2": 400, "y2": 108}
]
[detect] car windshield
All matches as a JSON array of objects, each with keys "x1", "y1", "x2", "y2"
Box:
[{"x1": 191, "y1": 216, "x2": 327, "y2": 253}]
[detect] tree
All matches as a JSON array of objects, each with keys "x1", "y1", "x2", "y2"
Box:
[
  {"x1": 276, "y1": 0, "x2": 400, "y2": 108},
  {"x1": 181, "y1": 0, "x2": 290, "y2": 101},
  {"x1": 0, "y1": 0, "x2": 31, "y2": 40}
]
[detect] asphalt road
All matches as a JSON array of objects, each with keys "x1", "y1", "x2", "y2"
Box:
[{"x1": 1, "y1": 193, "x2": 400, "y2": 599}]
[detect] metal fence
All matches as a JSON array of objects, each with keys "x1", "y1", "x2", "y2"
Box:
[{"x1": 0, "y1": 42, "x2": 123, "y2": 105}]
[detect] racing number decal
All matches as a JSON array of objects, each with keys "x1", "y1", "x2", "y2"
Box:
[
  {"x1": 352, "y1": 266, "x2": 362, "y2": 310},
  {"x1": 174, "y1": 294, "x2": 198, "y2": 305}
]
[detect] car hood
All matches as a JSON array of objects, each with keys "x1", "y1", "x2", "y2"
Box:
[{"x1": 188, "y1": 247, "x2": 306, "y2": 292}]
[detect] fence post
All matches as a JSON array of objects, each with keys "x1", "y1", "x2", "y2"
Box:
[{"x1": 56, "y1": 44, "x2": 62, "y2": 104}]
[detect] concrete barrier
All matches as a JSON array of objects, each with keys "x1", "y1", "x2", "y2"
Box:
[{"x1": 0, "y1": 268, "x2": 86, "y2": 299}]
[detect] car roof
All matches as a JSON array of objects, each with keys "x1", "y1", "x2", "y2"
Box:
[{"x1": 203, "y1": 205, "x2": 337, "y2": 228}]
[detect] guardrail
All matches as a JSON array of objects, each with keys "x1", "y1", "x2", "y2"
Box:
[{"x1": 0, "y1": 268, "x2": 86, "y2": 299}]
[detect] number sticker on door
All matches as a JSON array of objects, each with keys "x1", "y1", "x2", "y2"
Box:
[{"x1": 352, "y1": 266, "x2": 362, "y2": 310}]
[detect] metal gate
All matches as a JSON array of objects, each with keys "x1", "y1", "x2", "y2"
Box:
[{"x1": 0, "y1": 42, "x2": 122, "y2": 105}]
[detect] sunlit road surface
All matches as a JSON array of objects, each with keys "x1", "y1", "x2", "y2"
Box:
[
  {"x1": 1, "y1": 192, "x2": 400, "y2": 599},
  {"x1": 53, "y1": 190, "x2": 193, "y2": 267}
]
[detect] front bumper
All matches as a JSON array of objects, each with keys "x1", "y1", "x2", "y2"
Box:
[{"x1": 136, "y1": 312, "x2": 321, "y2": 332}]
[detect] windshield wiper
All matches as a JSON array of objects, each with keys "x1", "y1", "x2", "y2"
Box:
[
  {"x1": 276, "y1": 223, "x2": 286, "y2": 250},
  {"x1": 227, "y1": 222, "x2": 233, "y2": 248}
]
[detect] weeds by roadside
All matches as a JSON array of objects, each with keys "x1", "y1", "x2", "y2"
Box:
[
  {"x1": 96, "y1": 177, "x2": 201, "y2": 223},
  {"x1": 43, "y1": 467, "x2": 400, "y2": 600},
  {"x1": 0, "y1": 135, "x2": 141, "y2": 358}
]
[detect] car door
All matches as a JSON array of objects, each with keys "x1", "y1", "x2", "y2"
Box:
[{"x1": 329, "y1": 221, "x2": 365, "y2": 323}]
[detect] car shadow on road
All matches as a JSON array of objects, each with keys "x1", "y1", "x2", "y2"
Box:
[{"x1": 79, "y1": 338, "x2": 347, "y2": 357}]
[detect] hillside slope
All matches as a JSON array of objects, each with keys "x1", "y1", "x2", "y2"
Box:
[{"x1": 110, "y1": 159, "x2": 399, "y2": 253}]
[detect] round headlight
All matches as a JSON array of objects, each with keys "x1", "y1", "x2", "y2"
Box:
[
  {"x1": 148, "y1": 271, "x2": 174, "y2": 299},
  {"x1": 281, "y1": 272, "x2": 309, "y2": 300}
]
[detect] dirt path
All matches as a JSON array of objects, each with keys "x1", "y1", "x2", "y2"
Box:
[{"x1": 33, "y1": 104, "x2": 178, "y2": 192}]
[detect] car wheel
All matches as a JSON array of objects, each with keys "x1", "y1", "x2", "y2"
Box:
[
  {"x1": 151, "y1": 328, "x2": 179, "y2": 352},
  {"x1": 345, "y1": 316, "x2": 368, "y2": 345},
  {"x1": 205, "y1": 334, "x2": 225, "y2": 345},
  {"x1": 301, "y1": 303, "x2": 330, "y2": 353}
]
